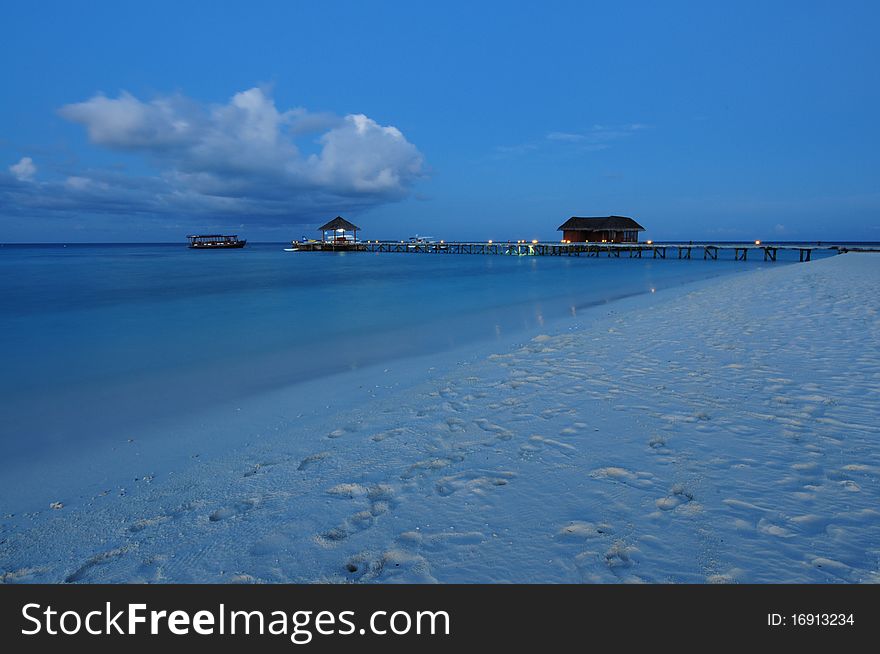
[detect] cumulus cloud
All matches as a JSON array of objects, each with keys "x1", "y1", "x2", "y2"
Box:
[
  {"x1": 59, "y1": 92, "x2": 200, "y2": 149},
  {"x1": 311, "y1": 114, "x2": 423, "y2": 193},
  {"x1": 9, "y1": 157, "x2": 36, "y2": 181},
  {"x1": 2, "y1": 87, "x2": 424, "y2": 224}
]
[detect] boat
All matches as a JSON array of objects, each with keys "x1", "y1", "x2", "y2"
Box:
[
  {"x1": 187, "y1": 234, "x2": 247, "y2": 249},
  {"x1": 285, "y1": 238, "x2": 321, "y2": 251}
]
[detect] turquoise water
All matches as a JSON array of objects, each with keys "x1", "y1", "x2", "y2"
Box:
[{"x1": 0, "y1": 242, "x2": 825, "y2": 465}]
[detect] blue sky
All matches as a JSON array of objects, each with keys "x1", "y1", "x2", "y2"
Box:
[{"x1": 1, "y1": 0, "x2": 878, "y2": 242}]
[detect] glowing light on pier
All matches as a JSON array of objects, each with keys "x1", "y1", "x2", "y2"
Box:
[
  {"x1": 647, "y1": 240, "x2": 653, "y2": 245},
  {"x1": 755, "y1": 240, "x2": 761, "y2": 245}
]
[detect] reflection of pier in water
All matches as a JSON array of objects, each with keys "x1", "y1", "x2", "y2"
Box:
[{"x1": 290, "y1": 240, "x2": 844, "y2": 262}]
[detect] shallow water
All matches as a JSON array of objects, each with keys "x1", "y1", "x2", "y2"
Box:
[{"x1": 0, "y1": 242, "x2": 823, "y2": 466}]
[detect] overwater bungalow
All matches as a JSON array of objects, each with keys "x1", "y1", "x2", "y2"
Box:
[
  {"x1": 557, "y1": 216, "x2": 645, "y2": 243},
  {"x1": 287, "y1": 217, "x2": 364, "y2": 251},
  {"x1": 318, "y1": 216, "x2": 361, "y2": 244}
]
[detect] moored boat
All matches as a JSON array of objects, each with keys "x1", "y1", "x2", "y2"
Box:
[{"x1": 187, "y1": 234, "x2": 247, "y2": 249}]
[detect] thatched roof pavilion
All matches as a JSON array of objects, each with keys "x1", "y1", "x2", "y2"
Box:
[
  {"x1": 557, "y1": 216, "x2": 645, "y2": 243},
  {"x1": 318, "y1": 216, "x2": 360, "y2": 243}
]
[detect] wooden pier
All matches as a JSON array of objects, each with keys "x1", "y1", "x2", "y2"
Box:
[{"x1": 290, "y1": 240, "x2": 838, "y2": 262}]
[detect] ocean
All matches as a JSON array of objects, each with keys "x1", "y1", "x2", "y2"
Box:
[{"x1": 0, "y1": 242, "x2": 828, "y2": 473}]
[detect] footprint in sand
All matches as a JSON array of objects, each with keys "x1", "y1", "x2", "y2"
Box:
[
  {"x1": 135, "y1": 555, "x2": 168, "y2": 582},
  {"x1": 556, "y1": 521, "x2": 613, "y2": 540},
  {"x1": 297, "y1": 451, "x2": 331, "y2": 471},
  {"x1": 540, "y1": 406, "x2": 575, "y2": 421},
  {"x1": 655, "y1": 484, "x2": 696, "y2": 512},
  {"x1": 128, "y1": 514, "x2": 172, "y2": 533},
  {"x1": 647, "y1": 435, "x2": 668, "y2": 450},
  {"x1": 65, "y1": 546, "x2": 132, "y2": 583},
  {"x1": 520, "y1": 435, "x2": 576, "y2": 459},
  {"x1": 434, "y1": 469, "x2": 515, "y2": 497},
  {"x1": 756, "y1": 518, "x2": 795, "y2": 538},
  {"x1": 444, "y1": 417, "x2": 467, "y2": 433},
  {"x1": 590, "y1": 466, "x2": 655, "y2": 490},
  {"x1": 128, "y1": 501, "x2": 196, "y2": 533},
  {"x1": 376, "y1": 548, "x2": 437, "y2": 583},
  {"x1": 604, "y1": 541, "x2": 640, "y2": 571},
  {"x1": 317, "y1": 513, "x2": 377, "y2": 545},
  {"x1": 327, "y1": 483, "x2": 370, "y2": 499},
  {"x1": 1, "y1": 566, "x2": 48, "y2": 583},
  {"x1": 371, "y1": 427, "x2": 406, "y2": 442},
  {"x1": 318, "y1": 526, "x2": 350, "y2": 544},
  {"x1": 341, "y1": 548, "x2": 437, "y2": 583},
  {"x1": 209, "y1": 498, "x2": 258, "y2": 522},
  {"x1": 318, "y1": 484, "x2": 398, "y2": 545},
  {"x1": 788, "y1": 514, "x2": 833, "y2": 536},
  {"x1": 474, "y1": 418, "x2": 514, "y2": 441},
  {"x1": 400, "y1": 455, "x2": 465, "y2": 481},
  {"x1": 327, "y1": 424, "x2": 359, "y2": 439},
  {"x1": 342, "y1": 553, "x2": 381, "y2": 580}
]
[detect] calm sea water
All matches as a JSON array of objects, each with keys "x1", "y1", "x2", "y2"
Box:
[{"x1": 0, "y1": 242, "x2": 833, "y2": 464}]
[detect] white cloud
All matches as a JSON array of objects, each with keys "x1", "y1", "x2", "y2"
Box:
[
  {"x1": 310, "y1": 114, "x2": 423, "y2": 193},
  {"x1": 59, "y1": 92, "x2": 198, "y2": 149},
  {"x1": 9, "y1": 157, "x2": 36, "y2": 181},
  {"x1": 8, "y1": 87, "x2": 426, "y2": 223}
]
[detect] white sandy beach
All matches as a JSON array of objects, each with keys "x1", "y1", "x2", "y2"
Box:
[{"x1": 2, "y1": 253, "x2": 879, "y2": 584}]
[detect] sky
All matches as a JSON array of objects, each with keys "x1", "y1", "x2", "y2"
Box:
[{"x1": 1, "y1": 0, "x2": 878, "y2": 242}]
